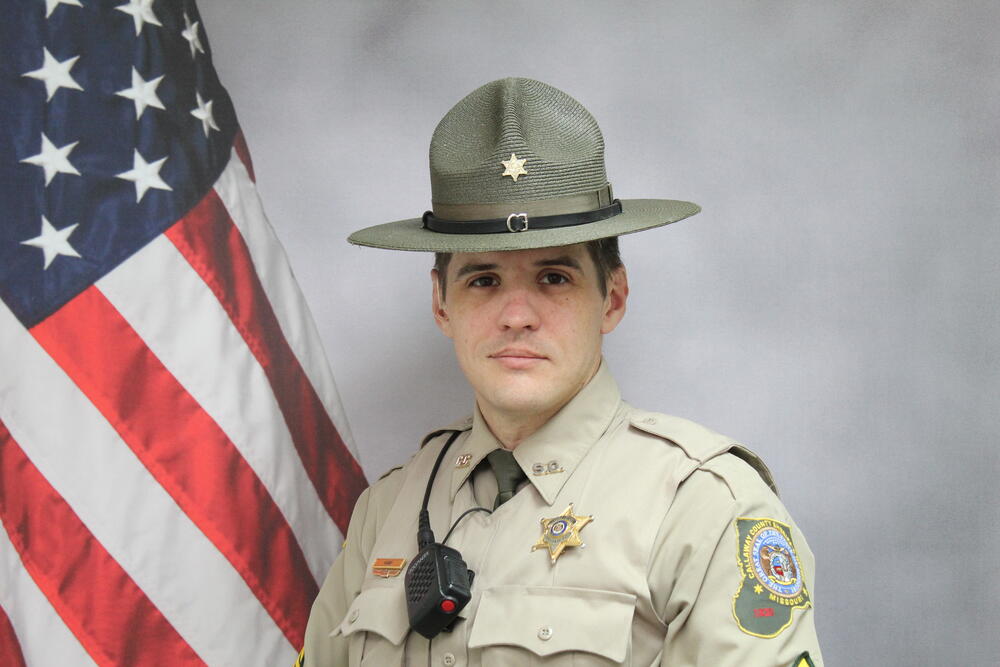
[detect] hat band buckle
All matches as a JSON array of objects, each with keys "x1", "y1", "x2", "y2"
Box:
[
  {"x1": 506, "y1": 213, "x2": 529, "y2": 233},
  {"x1": 421, "y1": 200, "x2": 622, "y2": 235}
]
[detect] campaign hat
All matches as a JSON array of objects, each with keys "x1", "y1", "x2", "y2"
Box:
[{"x1": 348, "y1": 77, "x2": 699, "y2": 252}]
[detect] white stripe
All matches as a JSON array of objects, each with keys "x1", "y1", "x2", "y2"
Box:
[
  {"x1": 98, "y1": 235, "x2": 344, "y2": 582},
  {"x1": 213, "y1": 150, "x2": 360, "y2": 460},
  {"x1": 0, "y1": 302, "x2": 291, "y2": 666},
  {"x1": 0, "y1": 522, "x2": 97, "y2": 667}
]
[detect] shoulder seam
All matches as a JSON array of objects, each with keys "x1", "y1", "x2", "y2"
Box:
[
  {"x1": 376, "y1": 465, "x2": 403, "y2": 481},
  {"x1": 697, "y1": 453, "x2": 781, "y2": 503},
  {"x1": 693, "y1": 464, "x2": 740, "y2": 502},
  {"x1": 419, "y1": 426, "x2": 470, "y2": 449}
]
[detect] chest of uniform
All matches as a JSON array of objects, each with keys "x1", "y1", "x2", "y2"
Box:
[{"x1": 340, "y1": 436, "x2": 686, "y2": 666}]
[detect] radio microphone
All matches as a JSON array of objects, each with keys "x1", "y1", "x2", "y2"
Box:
[{"x1": 404, "y1": 430, "x2": 477, "y2": 639}]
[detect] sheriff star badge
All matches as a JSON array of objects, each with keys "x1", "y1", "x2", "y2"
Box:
[{"x1": 532, "y1": 504, "x2": 593, "y2": 563}]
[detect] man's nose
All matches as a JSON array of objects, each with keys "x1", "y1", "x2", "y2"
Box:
[{"x1": 497, "y1": 286, "x2": 541, "y2": 330}]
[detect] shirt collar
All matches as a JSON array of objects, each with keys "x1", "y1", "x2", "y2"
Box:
[{"x1": 449, "y1": 360, "x2": 622, "y2": 505}]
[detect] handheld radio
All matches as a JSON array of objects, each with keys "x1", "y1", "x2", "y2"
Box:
[{"x1": 404, "y1": 430, "x2": 484, "y2": 639}]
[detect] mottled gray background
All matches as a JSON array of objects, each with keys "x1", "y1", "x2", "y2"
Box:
[{"x1": 200, "y1": 1, "x2": 998, "y2": 663}]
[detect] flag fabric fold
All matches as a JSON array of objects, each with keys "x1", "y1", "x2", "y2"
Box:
[{"x1": 0, "y1": 1, "x2": 368, "y2": 664}]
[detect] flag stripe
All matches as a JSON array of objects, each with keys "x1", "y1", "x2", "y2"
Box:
[
  {"x1": 98, "y1": 232, "x2": 344, "y2": 582},
  {"x1": 0, "y1": 603, "x2": 27, "y2": 667},
  {"x1": 165, "y1": 187, "x2": 368, "y2": 534},
  {"x1": 29, "y1": 287, "x2": 317, "y2": 649},
  {"x1": 0, "y1": 299, "x2": 292, "y2": 665},
  {"x1": 233, "y1": 129, "x2": 256, "y2": 183},
  {"x1": 1, "y1": 521, "x2": 97, "y2": 667},
  {"x1": 212, "y1": 151, "x2": 360, "y2": 461},
  {"x1": 0, "y1": 420, "x2": 204, "y2": 667}
]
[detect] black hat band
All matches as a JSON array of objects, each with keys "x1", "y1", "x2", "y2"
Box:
[{"x1": 422, "y1": 200, "x2": 623, "y2": 235}]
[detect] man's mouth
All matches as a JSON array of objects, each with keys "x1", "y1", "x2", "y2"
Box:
[{"x1": 489, "y1": 348, "x2": 547, "y2": 369}]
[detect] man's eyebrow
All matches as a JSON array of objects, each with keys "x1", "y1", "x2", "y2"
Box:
[
  {"x1": 453, "y1": 263, "x2": 499, "y2": 280},
  {"x1": 534, "y1": 256, "x2": 583, "y2": 271}
]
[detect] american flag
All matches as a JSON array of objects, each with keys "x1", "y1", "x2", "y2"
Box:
[{"x1": 0, "y1": 1, "x2": 368, "y2": 664}]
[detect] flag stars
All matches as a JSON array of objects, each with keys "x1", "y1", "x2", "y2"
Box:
[
  {"x1": 116, "y1": 68, "x2": 165, "y2": 119},
  {"x1": 116, "y1": 149, "x2": 172, "y2": 202},
  {"x1": 182, "y1": 12, "x2": 205, "y2": 58},
  {"x1": 44, "y1": 0, "x2": 82, "y2": 19},
  {"x1": 22, "y1": 216, "x2": 82, "y2": 270},
  {"x1": 21, "y1": 133, "x2": 81, "y2": 185},
  {"x1": 190, "y1": 92, "x2": 219, "y2": 137},
  {"x1": 115, "y1": 0, "x2": 161, "y2": 36},
  {"x1": 22, "y1": 48, "x2": 83, "y2": 101}
]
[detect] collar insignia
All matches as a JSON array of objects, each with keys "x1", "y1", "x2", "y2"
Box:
[
  {"x1": 531, "y1": 503, "x2": 592, "y2": 563},
  {"x1": 500, "y1": 152, "x2": 527, "y2": 181},
  {"x1": 531, "y1": 460, "x2": 565, "y2": 476}
]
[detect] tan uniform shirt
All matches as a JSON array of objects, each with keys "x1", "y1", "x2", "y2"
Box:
[{"x1": 303, "y1": 364, "x2": 823, "y2": 666}]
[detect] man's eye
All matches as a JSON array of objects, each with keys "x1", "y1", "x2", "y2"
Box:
[
  {"x1": 469, "y1": 276, "x2": 498, "y2": 287},
  {"x1": 540, "y1": 272, "x2": 569, "y2": 285}
]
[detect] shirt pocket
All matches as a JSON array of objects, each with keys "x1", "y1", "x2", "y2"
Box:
[
  {"x1": 468, "y1": 585, "x2": 636, "y2": 666},
  {"x1": 332, "y1": 585, "x2": 410, "y2": 667}
]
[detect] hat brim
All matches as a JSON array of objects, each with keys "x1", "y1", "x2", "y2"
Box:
[{"x1": 347, "y1": 199, "x2": 700, "y2": 252}]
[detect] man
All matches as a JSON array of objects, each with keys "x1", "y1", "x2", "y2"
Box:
[{"x1": 300, "y1": 78, "x2": 822, "y2": 666}]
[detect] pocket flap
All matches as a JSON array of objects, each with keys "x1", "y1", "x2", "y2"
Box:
[
  {"x1": 468, "y1": 585, "x2": 635, "y2": 661},
  {"x1": 331, "y1": 585, "x2": 410, "y2": 646}
]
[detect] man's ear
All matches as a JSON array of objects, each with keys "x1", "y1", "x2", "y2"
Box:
[
  {"x1": 600, "y1": 266, "x2": 629, "y2": 334},
  {"x1": 431, "y1": 269, "x2": 453, "y2": 338}
]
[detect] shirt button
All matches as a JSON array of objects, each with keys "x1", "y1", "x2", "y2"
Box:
[
  {"x1": 442, "y1": 653, "x2": 456, "y2": 666},
  {"x1": 538, "y1": 626, "x2": 553, "y2": 641},
  {"x1": 348, "y1": 609, "x2": 359, "y2": 623}
]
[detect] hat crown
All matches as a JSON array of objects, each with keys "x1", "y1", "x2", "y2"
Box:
[{"x1": 429, "y1": 78, "x2": 608, "y2": 207}]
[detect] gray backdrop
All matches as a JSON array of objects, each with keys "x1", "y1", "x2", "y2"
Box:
[{"x1": 201, "y1": 1, "x2": 998, "y2": 663}]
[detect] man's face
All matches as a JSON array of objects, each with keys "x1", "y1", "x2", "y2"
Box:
[{"x1": 432, "y1": 243, "x2": 628, "y2": 424}]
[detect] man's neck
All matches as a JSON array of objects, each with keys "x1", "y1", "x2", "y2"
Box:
[
  {"x1": 476, "y1": 360, "x2": 603, "y2": 450},
  {"x1": 477, "y1": 404, "x2": 562, "y2": 450}
]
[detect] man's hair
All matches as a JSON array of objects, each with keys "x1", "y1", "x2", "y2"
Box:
[{"x1": 434, "y1": 237, "x2": 623, "y2": 301}]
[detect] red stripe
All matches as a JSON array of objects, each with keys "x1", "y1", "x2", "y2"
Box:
[
  {"x1": 233, "y1": 129, "x2": 255, "y2": 182},
  {"x1": 30, "y1": 287, "x2": 316, "y2": 649},
  {"x1": 0, "y1": 420, "x2": 204, "y2": 666},
  {"x1": 0, "y1": 602, "x2": 28, "y2": 667},
  {"x1": 165, "y1": 187, "x2": 368, "y2": 535}
]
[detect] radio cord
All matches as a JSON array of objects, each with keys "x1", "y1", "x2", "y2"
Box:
[{"x1": 417, "y1": 430, "x2": 493, "y2": 549}]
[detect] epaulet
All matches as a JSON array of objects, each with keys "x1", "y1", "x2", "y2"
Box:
[
  {"x1": 627, "y1": 409, "x2": 778, "y2": 494},
  {"x1": 419, "y1": 415, "x2": 474, "y2": 448}
]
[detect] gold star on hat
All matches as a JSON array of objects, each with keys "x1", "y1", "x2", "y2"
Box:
[
  {"x1": 500, "y1": 152, "x2": 527, "y2": 181},
  {"x1": 531, "y1": 503, "x2": 593, "y2": 563}
]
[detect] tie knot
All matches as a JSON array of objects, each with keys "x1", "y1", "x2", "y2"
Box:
[{"x1": 486, "y1": 448, "x2": 526, "y2": 508}]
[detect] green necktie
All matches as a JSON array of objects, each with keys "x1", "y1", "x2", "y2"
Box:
[{"x1": 486, "y1": 448, "x2": 526, "y2": 509}]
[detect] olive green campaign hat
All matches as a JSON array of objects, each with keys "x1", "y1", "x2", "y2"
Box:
[{"x1": 348, "y1": 77, "x2": 700, "y2": 252}]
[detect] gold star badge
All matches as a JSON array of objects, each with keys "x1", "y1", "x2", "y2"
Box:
[
  {"x1": 531, "y1": 503, "x2": 593, "y2": 563},
  {"x1": 501, "y1": 152, "x2": 527, "y2": 181}
]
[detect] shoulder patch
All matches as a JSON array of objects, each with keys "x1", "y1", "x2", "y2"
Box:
[
  {"x1": 792, "y1": 651, "x2": 815, "y2": 667},
  {"x1": 732, "y1": 517, "x2": 811, "y2": 638}
]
